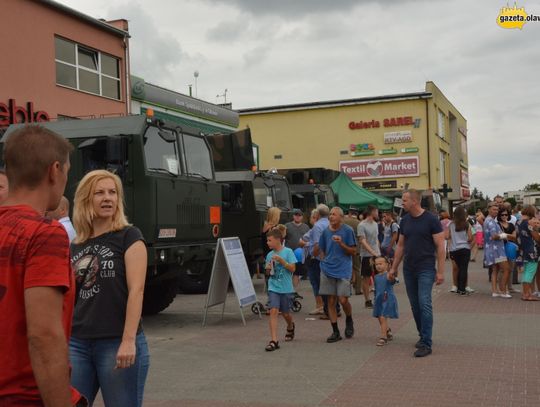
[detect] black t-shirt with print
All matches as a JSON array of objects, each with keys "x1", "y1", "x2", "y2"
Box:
[{"x1": 70, "y1": 226, "x2": 145, "y2": 339}]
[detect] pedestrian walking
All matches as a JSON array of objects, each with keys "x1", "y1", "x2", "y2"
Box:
[
  {"x1": 315, "y1": 207, "x2": 357, "y2": 343},
  {"x1": 343, "y1": 207, "x2": 362, "y2": 295},
  {"x1": 498, "y1": 207, "x2": 519, "y2": 293},
  {"x1": 0, "y1": 125, "x2": 84, "y2": 405},
  {"x1": 264, "y1": 228, "x2": 297, "y2": 351},
  {"x1": 372, "y1": 256, "x2": 399, "y2": 347},
  {"x1": 358, "y1": 205, "x2": 381, "y2": 308},
  {"x1": 390, "y1": 189, "x2": 445, "y2": 357},
  {"x1": 446, "y1": 207, "x2": 473, "y2": 296},
  {"x1": 381, "y1": 211, "x2": 399, "y2": 261},
  {"x1": 300, "y1": 208, "x2": 325, "y2": 314},
  {"x1": 516, "y1": 206, "x2": 540, "y2": 301},
  {"x1": 483, "y1": 202, "x2": 512, "y2": 298},
  {"x1": 285, "y1": 208, "x2": 310, "y2": 284},
  {"x1": 70, "y1": 170, "x2": 149, "y2": 407}
]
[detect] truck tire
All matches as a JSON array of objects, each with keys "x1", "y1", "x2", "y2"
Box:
[
  {"x1": 178, "y1": 260, "x2": 212, "y2": 294},
  {"x1": 142, "y1": 280, "x2": 178, "y2": 315}
]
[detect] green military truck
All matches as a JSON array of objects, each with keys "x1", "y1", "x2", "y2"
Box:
[
  {"x1": 2, "y1": 115, "x2": 222, "y2": 314},
  {"x1": 207, "y1": 129, "x2": 293, "y2": 274}
]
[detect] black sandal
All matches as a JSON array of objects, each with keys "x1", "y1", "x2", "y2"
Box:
[
  {"x1": 285, "y1": 323, "x2": 295, "y2": 341},
  {"x1": 265, "y1": 340, "x2": 280, "y2": 351}
]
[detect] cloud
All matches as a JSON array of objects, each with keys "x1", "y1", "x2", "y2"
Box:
[{"x1": 107, "y1": 2, "x2": 187, "y2": 87}]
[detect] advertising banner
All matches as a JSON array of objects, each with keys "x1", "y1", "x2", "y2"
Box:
[{"x1": 340, "y1": 156, "x2": 419, "y2": 180}]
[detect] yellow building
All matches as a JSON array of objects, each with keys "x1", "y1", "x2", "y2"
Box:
[{"x1": 238, "y1": 82, "x2": 469, "y2": 202}]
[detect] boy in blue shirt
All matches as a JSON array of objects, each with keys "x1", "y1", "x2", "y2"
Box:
[
  {"x1": 316, "y1": 207, "x2": 357, "y2": 343},
  {"x1": 264, "y1": 228, "x2": 297, "y2": 351}
]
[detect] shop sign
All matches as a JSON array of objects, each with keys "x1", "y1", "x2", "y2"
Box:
[
  {"x1": 461, "y1": 187, "x2": 471, "y2": 199},
  {"x1": 460, "y1": 169, "x2": 470, "y2": 187},
  {"x1": 349, "y1": 116, "x2": 421, "y2": 130},
  {"x1": 401, "y1": 147, "x2": 419, "y2": 153},
  {"x1": 378, "y1": 148, "x2": 397, "y2": 155},
  {"x1": 384, "y1": 131, "x2": 413, "y2": 144},
  {"x1": 340, "y1": 156, "x2": 419, "y2": 180},
  {"x1": 362, "y1": 180, "x2": 397, "y2": 190},
  {"x1": 0, "y1": 99, "x2": 50, "y2": 126},
  {"x1": 350, "y1": 143, "x2": 375, "y2": 157}
]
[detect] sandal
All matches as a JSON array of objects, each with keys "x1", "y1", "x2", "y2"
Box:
[
  {"x1": 265, "y1": 340, "x2": 280, "y2": 351},
  {"x1": 285, "y1": 323, "x2": 295, "y2": 341},
  {"x1": 521, "y1": 296, "x2": 540, "y2": 301},
  {"x1": 386, "y1": 329, "x2": 393, "y2": 341},
  {"x1": 376, "y1": 337, "x2": 388, "y2": 346}
]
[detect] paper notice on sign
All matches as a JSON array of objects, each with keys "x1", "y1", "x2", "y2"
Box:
[{"x1": 394, "y1": 198, "x2": 403, "y2": 208}]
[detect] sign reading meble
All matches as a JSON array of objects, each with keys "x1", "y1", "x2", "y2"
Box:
[{"x1": 340, "y1": 156, "x2": 419, "y2": 180}]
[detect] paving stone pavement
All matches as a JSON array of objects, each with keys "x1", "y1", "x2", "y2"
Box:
[{"x1": 92, "y1": 258, "x2": 540, "y2": 406}]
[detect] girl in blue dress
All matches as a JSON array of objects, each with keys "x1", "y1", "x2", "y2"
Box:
[{"x1": 372, "y1": 256, "x2": 399, "y2": 346}]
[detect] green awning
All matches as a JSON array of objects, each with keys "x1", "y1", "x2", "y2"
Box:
[{"x1": 330, "y1": 172, "x2": 393, "y2": 210}]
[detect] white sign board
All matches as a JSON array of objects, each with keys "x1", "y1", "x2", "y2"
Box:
[{"x1": 203, "y1": 237, "x2": 258, "y2": 326}]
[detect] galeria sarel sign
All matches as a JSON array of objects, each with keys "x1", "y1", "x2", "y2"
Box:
[{"x1": 340, "y1": 156, "x2": 419, "y2": 180}]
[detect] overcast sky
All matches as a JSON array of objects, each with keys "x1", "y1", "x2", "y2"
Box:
[{"x1": 59, "y1": 0, "x2": 540, "y2": 198}]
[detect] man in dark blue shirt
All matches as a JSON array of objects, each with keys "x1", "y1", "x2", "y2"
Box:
[{"x1": 390, "y1": 189, "x2": 446, "y2": 357}]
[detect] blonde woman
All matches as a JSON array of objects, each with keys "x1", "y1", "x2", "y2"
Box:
[{"x1": 69, "y1": 170, "x2": 149, "y2": 407}]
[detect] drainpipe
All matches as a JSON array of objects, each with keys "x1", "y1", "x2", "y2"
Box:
[
  {"x1": 425, "y1": 99, "x2": 431, "y2": 188},
  {"x1": 124, "y1": 36, "x2": 131, "y2": 115}
]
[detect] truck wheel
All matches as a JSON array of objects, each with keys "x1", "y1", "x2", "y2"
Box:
[
  {"x1": 142, "y1": 280, "x2": 178, "y2": 315},
  {"x1": 178, "y1": 260, "x2": 212, "y2": 294}
]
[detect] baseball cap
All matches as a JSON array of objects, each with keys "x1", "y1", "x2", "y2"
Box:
[{"x1": 293, "y1": 208, "x2": 303, "y2": 215}]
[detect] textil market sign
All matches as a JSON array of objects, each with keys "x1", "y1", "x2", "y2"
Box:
[{"x1": 340, "y1": 156, "x2": 420, "y2": 180}]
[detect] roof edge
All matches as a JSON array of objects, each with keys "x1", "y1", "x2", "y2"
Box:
[
  {"x1": 37, "y1": 0, "x2": 130, "y2": 38},
  {"x1": 238, "y1": 91, "x2": 432, "y2": 115}
]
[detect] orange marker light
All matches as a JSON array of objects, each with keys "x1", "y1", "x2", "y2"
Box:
[{"x1": 146, "y1": 108, "x2": 154, "y2": 118}]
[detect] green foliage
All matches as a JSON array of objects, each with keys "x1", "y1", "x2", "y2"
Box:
[{"x1": 524, "y1": 183, "x2": 540, "y2": 191}]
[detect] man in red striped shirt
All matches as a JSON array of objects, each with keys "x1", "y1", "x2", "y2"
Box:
[{"x1": 0, "y1": 125, "x2": 84, "y2": 406}]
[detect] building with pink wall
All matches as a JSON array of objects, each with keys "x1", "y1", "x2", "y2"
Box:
[{"x1": 1, "y1": 0, "x2": 130, "y2": 128}]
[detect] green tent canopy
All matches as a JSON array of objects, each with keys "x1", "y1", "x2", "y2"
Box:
[{"x1": 330, "y1": 172, "x2": 394, "y2": 210}]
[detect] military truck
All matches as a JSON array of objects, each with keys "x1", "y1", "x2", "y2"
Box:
[
  {"x1": 277, "y1": 168, "x2": 338, "y2": 217},
  {"x1": 207, "y1": 129, "x2": 293, "y2": 273},
  {"x1": 2, "y1": 115, "x2": 222, "y2": 314}
]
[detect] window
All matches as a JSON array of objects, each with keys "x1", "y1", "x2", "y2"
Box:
[
  {"x1": 439, "y1": 150, "x2": 446, "y2": 185},
  {"x1": 144, "y1": 127, "x2": 180, "y2": 175},
  {"x1": 437, "y1": 110, "x2": 446, "y2": 139},
  {"x1": 222, "y1": 183, "x2": 244, "y2": 212},
  {"x1": 182, "y1": 134, "x2": 213, "y2": 180},
  {"x1": 55, "y1": 37, "x2": 121, "y2": 100}
]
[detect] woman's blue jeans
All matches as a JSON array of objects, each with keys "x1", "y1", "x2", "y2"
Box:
[
  {"x1": 69, "y1": 332, "x2": 150, "y2": 407},
  {"x1": 403, "y1": 268, "x2": 435, "y2": 348}
]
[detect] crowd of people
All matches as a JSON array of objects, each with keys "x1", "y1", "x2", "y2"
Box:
[{"x1": 1, "y1": 124, "x2": 539, "y2": 405}]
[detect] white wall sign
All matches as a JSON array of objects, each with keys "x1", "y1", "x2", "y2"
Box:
[{"x1": 384, "y1": 131, "x2": 413, "y2": 144}]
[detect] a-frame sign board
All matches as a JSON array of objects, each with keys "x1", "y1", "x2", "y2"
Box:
[{"x1": 202, "y1": 237, "x2": 260, "y2": 326}]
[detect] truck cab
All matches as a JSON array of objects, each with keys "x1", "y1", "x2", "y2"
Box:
[
  {"x1": 207, "y1": 129, "x2": 293, "y2": 272},
  {"x1": 2, "y1": 115, "x2": 222, "y2": 314}
]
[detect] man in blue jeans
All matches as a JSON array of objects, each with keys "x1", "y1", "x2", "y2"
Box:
[{"x1": 390, "y1": 189, "x2": 446, "y2": 357}]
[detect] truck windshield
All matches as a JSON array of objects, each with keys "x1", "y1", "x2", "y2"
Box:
[
  {"x1": 144, "y1": 126, "x2": 180, "y2": 175},
  {"x1": 274, "y1": 179, "x2": 292, "y2": 210},
  {"x1": 253, "y1": 176, "x2": 272, "y2": 208},
  {"x1": 182, "y1": 133, "x2": 213, "y2": 180}
]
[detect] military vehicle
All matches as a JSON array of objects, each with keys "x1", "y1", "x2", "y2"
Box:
[
  {"x1": 207, "y1": 129, "x2": 293, "y2": 273},
  {"x1": 277, "y1": 168, "x2": 338, "y2": 217},
  {"x1": 2, "y1": 115, "x2": 222, "y2": 314}
]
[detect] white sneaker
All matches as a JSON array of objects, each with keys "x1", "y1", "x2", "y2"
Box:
[
  {"x1": 449, "y1": 286, "x2": 458, "y2": 293},
  {"x1": 533, "y1": 291, "x2": 540, "y2": 297},
  {"x1": 465, "y1": 286, "x2": 475, "y2": 293},
  {"x1": 492, "y1": 292, "x2": 501, "y2": 298},
  {"x1": 500, "y1": 293, "x2": 512, "y2": 299}
]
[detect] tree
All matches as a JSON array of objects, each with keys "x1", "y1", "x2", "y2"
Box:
[
  {"x1": 505, "y1": 197, "x2": 517, "y2": 207},
  {"x1": 524, "y1": 183, "x2": 540, "y2": 191}
]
